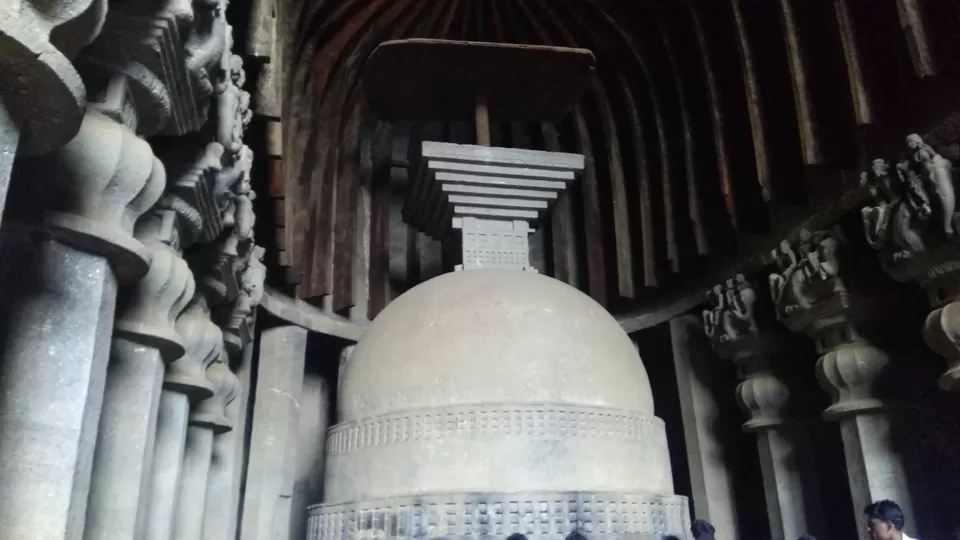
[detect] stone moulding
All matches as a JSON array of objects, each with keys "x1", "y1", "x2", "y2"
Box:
[
  {"x1": 306, "y1": 491, "x2": 691, "y2": 540},
  {"x1": 325, "y1": 405, "x2": 668, "y2": 455}
]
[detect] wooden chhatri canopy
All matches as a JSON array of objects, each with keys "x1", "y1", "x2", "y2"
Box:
[{"x1": 362, "y1": 38, "x2": 596, "y2": 122}]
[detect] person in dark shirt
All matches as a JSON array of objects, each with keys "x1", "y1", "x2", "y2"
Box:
[{"x1": 691, "y1": 519, "x2": 716, "y2": 540}]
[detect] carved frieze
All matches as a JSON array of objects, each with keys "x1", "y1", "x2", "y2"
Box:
[
  {"x1": 78, "y1": 0, "x2": 232, "y2": 137},
  {"x1": 307, "y1": 492, "x2": 691, "y2": 540},
  {"x1": 160, "y1": 141, "x2": 226, "y2": 249}
]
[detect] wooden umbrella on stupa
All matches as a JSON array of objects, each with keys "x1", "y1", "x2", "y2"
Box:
[{"x1": 362, "y1": 39, "x2": 595, "y2": 268}]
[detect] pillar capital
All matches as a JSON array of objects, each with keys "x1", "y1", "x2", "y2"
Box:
[
  {"x1": 168, "y1": 295, "x2": 223, "y2": 399},
  {"x1": 816, "y1": 340, "x2": 890, "y2": 419},
  {"x1": 922, "y1": 303, "x2": 960, "y2": 389},
  {"x1": 115, "y1": 222, "x2": 197, "y2": 360},
  {"x1": 15, "y1": 105, "x2": 166, "y2": 283},
  {"x1": 191, "y1": 360, "x2": 239, "y2": 433},
  {"x1": 0, "y1": 0, "x2": 106, "y2": 155},
  {"x1": 859, "y1": 126, "x2": 960, "y2": 390},
  {"x1": 860, "y1": 132, "x2": 960, "y2": 304},
  {"x1": 702, "y1": 274, "x2": 793, "y2": 430}
]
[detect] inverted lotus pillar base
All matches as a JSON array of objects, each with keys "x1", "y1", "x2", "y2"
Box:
[{"x1": 307, "y1": 491, "x2": 691, "y2": 540}]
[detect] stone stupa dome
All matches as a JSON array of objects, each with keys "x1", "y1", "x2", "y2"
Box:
[
  {"x1": 324, "y1": 269, "x2": 676, "y2": 505},
  {"x1": 339, "y1": 268, "x2": 655, "y2": 422}
]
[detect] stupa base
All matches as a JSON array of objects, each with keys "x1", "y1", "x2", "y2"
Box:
[{"x1": 307, "y1": 491, "x2": 691, "y2": 540}]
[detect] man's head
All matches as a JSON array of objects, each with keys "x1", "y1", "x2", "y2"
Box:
[
  {"x1": 864, "y1": 500, "x2": 906, "y2": 540},
  {"x1": 506, "y1": 534, "x2": 528, "y2": 540}
]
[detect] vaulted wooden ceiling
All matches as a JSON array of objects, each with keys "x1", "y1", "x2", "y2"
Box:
[{"x1": 268, "y1": 0, "x2": 960, "y2": 322}]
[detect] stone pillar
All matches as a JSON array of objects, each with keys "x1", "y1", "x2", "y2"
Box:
[
  {"x1": 147, "y1": 390, "x2": 191, "y2": 540},
  {"x1": 669, "y1": 315, "x2": 741, "y2": 539},
  {"x1": 240, "y1": 325, "x2": 307, "y2": 540},
  {"x1": 145, "y1": 297, "x2": 224, "y2": 540},
  {"x1": 175, "y1": 360, "x2": 237, "y2": 540},
  {"x1": 0, "y1": 99, "x2": 163, "y2": 539},
  {"x1": 227, "y1": 340, "x2": 256, "y2": 540},
  {"x1": 818, "y1": 339, "x2": 916, "y2": 538},
  {"x1": 701, "y1": 275, "x2": 824, "y2": 540},
  {"x1": 202, "y1": 363, "x2": 243, "y2": 540},
  {"x1": 769, "y1": 228, "x2": 919, "y2": 540},
  {"x1": 290, "y1": 375, "x2": 331, "y2": 540},
  {"x1": 85, "y1": 210, "x2": 197, "y2": 540}
]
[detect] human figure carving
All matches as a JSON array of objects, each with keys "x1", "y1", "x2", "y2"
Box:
[
  {"x1": 768, "y1": 240, "x2": 798, "y2": 307},
  {"x1": 722, "y1": 274, "x2": 757, "y2": 341},
  {"x1": 229, "y1": 246, "x2": 267, "y2": 328},
  {"x1": 861, "y1": 157, "x2": 932, "y2": 260},
  {"x1": 703, "y1": 285, "x2": 722, "y2": 341},
  {"x1": 861, "y1": 159, "x2": 899, "y2": 249},
  {"x1": 186, "y1": 0, "x2": 229, "y2": 98},
  {"x1": 907, "y1": 133, "x2": 955, "y2": 236}
]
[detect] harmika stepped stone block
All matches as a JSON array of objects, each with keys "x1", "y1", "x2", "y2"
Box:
[
  {"x1": 407, "y1": 142, "x2": 582, "y2": 263},
  {"x1": 307, "y1": 141, "x2": 691, "y2": 540}
]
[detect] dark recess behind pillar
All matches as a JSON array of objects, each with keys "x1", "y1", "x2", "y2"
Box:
[{"x1": 634, "y1": 323, "x2": 692, "y2": 514}]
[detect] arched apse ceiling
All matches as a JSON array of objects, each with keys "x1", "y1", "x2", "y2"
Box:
[{"x1": 270, "y1": 0, "x2": 960, "y2": 321}]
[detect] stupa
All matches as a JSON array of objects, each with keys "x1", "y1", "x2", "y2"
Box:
[{"x1": 307, "y1": 39, "x2": 691, "y2": 540}]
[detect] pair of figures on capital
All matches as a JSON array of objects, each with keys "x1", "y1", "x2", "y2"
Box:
[
  {"x1": 768, "y1": 229, "x2": 844, "y2": 317},
  {"x1": 703, "y1": 274, "x2": 758, "y2": 346},
  {"x1": 861, "y1": 134, "x2": 956, "y2": 261}
]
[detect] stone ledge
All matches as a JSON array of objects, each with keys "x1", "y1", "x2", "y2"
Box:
[
  {"x1": 326, "y1": 404, "x2": 667, "y2": 455},
  {"x1": 307, "y1": 491, "x2": 691, "y2": 540}
]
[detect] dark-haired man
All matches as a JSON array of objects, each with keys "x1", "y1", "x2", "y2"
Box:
[
  {"x1": 506, "y1": 534, "x2": 528, "y2": 540},
  {"x1": 864, "y1": 500, "x2": 916, "y2": 540}
]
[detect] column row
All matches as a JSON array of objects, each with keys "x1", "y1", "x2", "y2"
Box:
[
  {"x1": 0, "y1": 1, "x2": 266, "y2": 539},
  {"x1": 698, "y1": 131, "x2": 960, "y2": 540}
]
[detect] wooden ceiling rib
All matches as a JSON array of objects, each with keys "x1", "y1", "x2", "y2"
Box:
[{"x1": 277, "y1": 0, "x2": 960, "y2": 320}]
